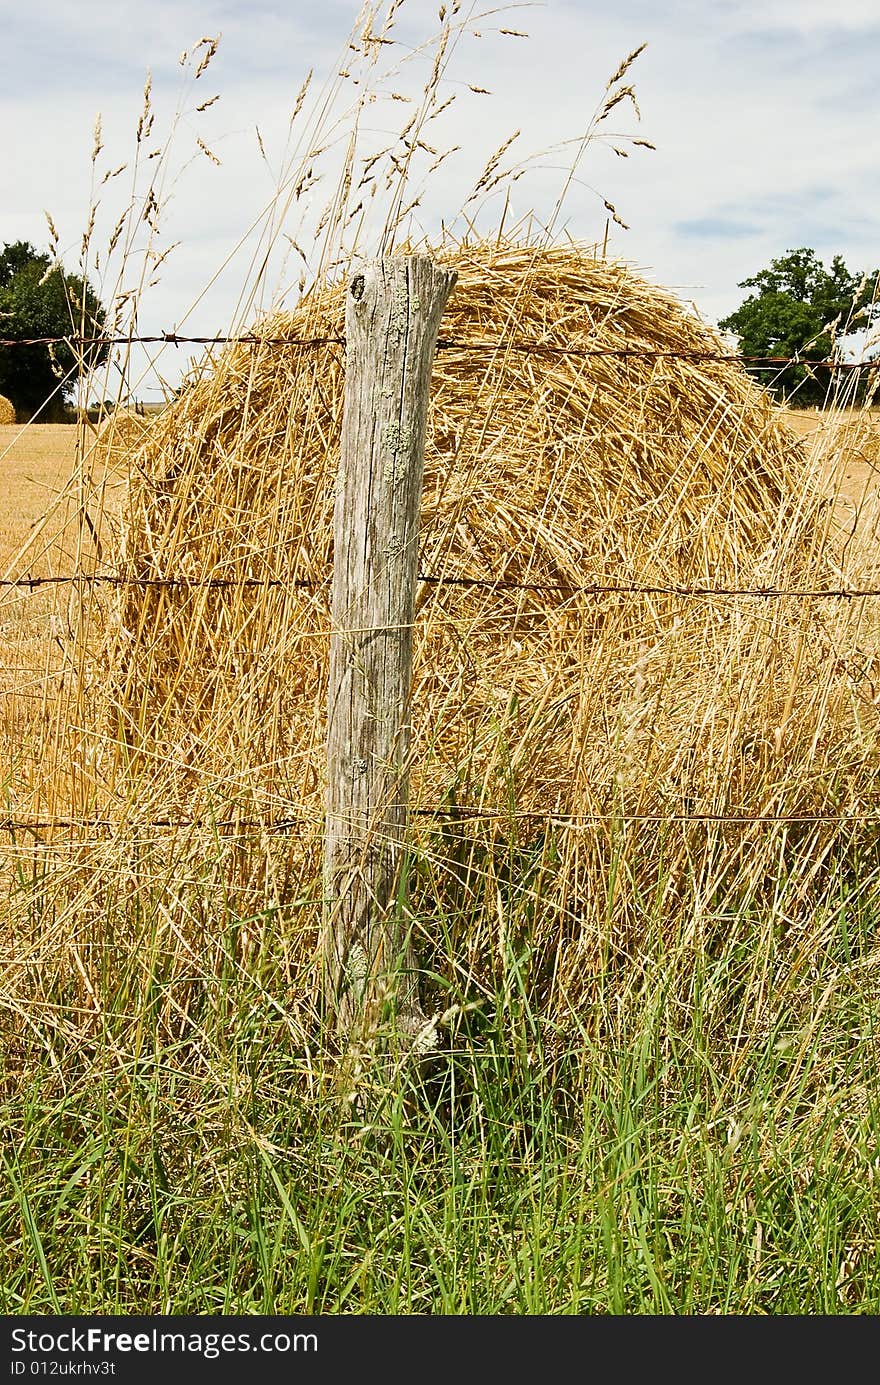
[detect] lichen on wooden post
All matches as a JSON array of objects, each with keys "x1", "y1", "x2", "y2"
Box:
[{"x1": 323, "y1": 254, "x2": 457, "y2": 1051}]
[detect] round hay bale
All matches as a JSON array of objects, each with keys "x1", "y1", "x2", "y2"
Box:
[
  {"x1": 115, "y1": 239, "x2": 813, "y2": 752},
  {"x1": 0, "y1": 394, "x2": 16, "y2": 425},
  {"x1": 104, "y1": 238, "x2": 871, "y2": 1010}
]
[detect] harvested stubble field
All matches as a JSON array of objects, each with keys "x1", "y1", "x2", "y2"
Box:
[
  {"x1": 0, "y1": 422, "x2": 123, "y2": 812},
  {"x1": 0, "y1": 424, "x2": 78, "y2": 572},
  {"x1": 3, "y1": 242, "x2": 880, "y2": 1314},
  {"x1": 784, "y1": 408, "x2": 880, "y2": 550}
]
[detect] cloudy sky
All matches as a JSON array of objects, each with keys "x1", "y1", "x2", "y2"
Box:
[{"x1": 2, "y1": 0, "x2": 878, "y2": 397}]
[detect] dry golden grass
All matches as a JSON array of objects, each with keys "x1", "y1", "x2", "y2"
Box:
[
  {"x1": 0, "y1": 396, "x2": 15, "y2": 426},
  {"x1": 93, "y1": 408, "x2": 155, "y2": 465},
  {"x1": 0, "y1": 420, "x2": 128, "y2": 572}
]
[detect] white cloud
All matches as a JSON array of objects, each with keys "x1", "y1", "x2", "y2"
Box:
[
  {"x1": 714, "y1": 0, "x2": 880, "y2": 34},
  {"x1": 2, "y1": 0, "x2": 877, "y2": 396}
]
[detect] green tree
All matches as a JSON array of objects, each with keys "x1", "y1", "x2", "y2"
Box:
[
  {"x1": 719, "y1": 247, "x2": 879, "y2": 406},
  {"x1": 0, "y1": 241, "x2": 107, "y2": 420}
]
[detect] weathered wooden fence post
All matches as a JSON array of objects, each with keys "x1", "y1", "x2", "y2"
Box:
[{"x1": 323, "y1": 254, "x2": 457, "y2": 1048}]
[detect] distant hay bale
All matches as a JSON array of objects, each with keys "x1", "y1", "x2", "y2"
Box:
[
  {"x1": 94, "y1": 407, "x2": 153, "y2": 462},
  {"x1": 100, "y1": 237, "x2": 877, "y2": 1006},
  {"x1": 0, "y1": 394, "x2": 16, "y2": 425}
]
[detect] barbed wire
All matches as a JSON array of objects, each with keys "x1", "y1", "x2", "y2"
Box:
[
  {"x1": 0, "y1": 333, "x2": 344, "y2": 350},
  {"x1": 0, "y1": 331, "x2": 877, "y2": 372},
  {"x1": 0, "y1": 806, "x2": 876, "y2": 836},
  {"x1": 5, "y1": 572, "x2": 880, "y2": 599},
  {"x1": 0, "y1": 574, "x2": 314, "y2": 591}
]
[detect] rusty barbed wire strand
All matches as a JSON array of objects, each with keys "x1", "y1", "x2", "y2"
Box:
[
  {"x1": 0, "y1": 331, "x2": 877, "y2": 371},
  {"x1": 0, "y1": 333, "x2": 345, "y2": 349},
  {"x1": 5, "y1": 572, "x2": 880, "y2": 599},
  {"x1": 0, "y1": 807, "x2": 877, "y2": 836}
]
